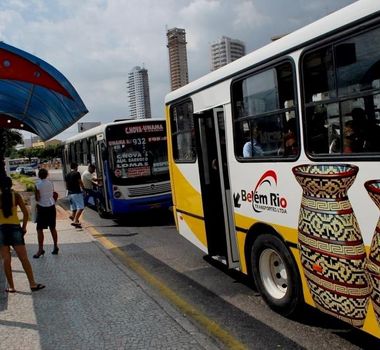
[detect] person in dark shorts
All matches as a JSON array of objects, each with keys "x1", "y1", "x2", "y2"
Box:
[
  {"x1": 65, "y1": 162, "x2": 84, "y2": 228},
  {"x1": 0, "y1": 176, "x2": 45, "y2": 293},
  {"x1": 34, "y1": 168, "x2": 59, "y2": 258}
]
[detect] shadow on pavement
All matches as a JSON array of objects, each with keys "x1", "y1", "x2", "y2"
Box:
[
  {"x1": 113, "y1": 243, "x2": 303, "y2": 350},
  {"x1": 58, "y1": 198, "x2": 174, "y2": 227},
  {"x1": 113, "y1": 209, "x2": 174, "y2": 227},
  {"x1": 118, "y1": 243, "x2": 380, "y2": 350}
]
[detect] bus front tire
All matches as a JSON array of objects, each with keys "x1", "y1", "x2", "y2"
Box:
[
  {"x1": 251, "y1": 234, "x2": 303, "y2": 317},
  {"x1": 96, "y1": 198, "x2": 110, "y2": 219}
]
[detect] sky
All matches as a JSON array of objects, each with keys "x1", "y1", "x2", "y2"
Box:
[{"x1": 0, "y1": 0, "x2": 357, "y2": 141}]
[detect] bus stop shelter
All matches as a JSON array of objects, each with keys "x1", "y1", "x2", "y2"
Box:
[{"x1": 0, "y1": 42, "x2": 88, "y2": 140}]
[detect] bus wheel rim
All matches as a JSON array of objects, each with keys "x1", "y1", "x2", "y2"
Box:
[{"x1": 259, "y1": 248, "x2": 288, "y2": 300}]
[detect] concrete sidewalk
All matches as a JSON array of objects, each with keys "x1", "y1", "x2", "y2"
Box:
[{"x1": 0, "y1": 205, "x2": 219, "y2": 350}]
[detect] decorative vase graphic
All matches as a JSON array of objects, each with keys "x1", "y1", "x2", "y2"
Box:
[
  {"x1": 292, "y1": 164, "x2": 370, "y2": 327},
  {"x1": 364, "y1": 180, "x2": 380, "y2": 327}
]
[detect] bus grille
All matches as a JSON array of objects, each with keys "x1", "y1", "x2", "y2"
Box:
[{"x1": 127, "y1": 182, "x2": 171, "y2": 197}]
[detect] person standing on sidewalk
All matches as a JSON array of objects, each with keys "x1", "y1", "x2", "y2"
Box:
[
  {"x1": 0, "y1": 176, "x2": 45, "y2": 293},
  {"x1": 33, "y1": 168, "x2": 59, "y2": 258},
  {"x1": 65, "y1": 162, "x2": 84, "y2": 228}
]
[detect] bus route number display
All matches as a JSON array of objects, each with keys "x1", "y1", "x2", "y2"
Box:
[{"x1": 110, "y1": 139, "x2": 151, "y2": 178}]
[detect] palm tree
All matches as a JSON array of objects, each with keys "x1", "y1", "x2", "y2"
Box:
[{"x1": 0, "y1": 128, "x2": 23, "y2": 179}]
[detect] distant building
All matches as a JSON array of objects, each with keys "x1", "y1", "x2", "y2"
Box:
[
  {"x1": 210, "y1": 36, "x2": 246, "y2": 71},
  {"x1": 166, "y1": 27, "x2": 189, "y2": 91},
  {"x1": 271, "y1": 34, "x2": 288, "y2": 41},
  {"x1": 31, "y1": 140, "x2": 45, "y2": 149},
  {"x1": 22, "y1": 135, "x2": 39, "y2": 148},
  {"x1": 127, "y1": 66, "x2": 152, "y2": 119},
  {"x1": 45, "y1": 139, "x2": 61, "y2": 147},
  {"x1": 19, "y1": 135, "x2": 62, "y2": 150},
  {"x1": 32, "y1": 139, "x2": 62, "y2": 149}
]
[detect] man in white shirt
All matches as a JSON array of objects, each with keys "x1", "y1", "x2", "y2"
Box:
[
  {"x1": 81, "y1": 164, "x2": 98, "y2": 207},
  {"x1": 243, "y1": 138, "x2": 264, "y2": 157},
  {"x1": 34, "y1": 168, "x2": 59, "y2": 257},
  {"x1": 242, "y1": 124, "x2": 264, "y2": 158}
]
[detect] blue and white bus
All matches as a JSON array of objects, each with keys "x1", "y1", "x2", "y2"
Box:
[
  {"x1": 62, "y1": 119, "x2": 172, "y2": 218},
  {"x1": 8, "y1": 157, "x2": 39, "y2": 172}
]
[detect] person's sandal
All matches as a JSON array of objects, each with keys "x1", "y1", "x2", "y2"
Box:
[
  {"x1": 33, "y1": 250, "x2": 45, "y2": 259},
  {"x1": 31, "y1": 284, "x2": 45, "y2": 292}
]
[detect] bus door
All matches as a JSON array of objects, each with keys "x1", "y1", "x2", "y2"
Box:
[
  {"x1": 95, "y1": 141, "x2": 111, "y2": 213},
  {"x1": 62, "y1": 147, "x2": 70, "y2": 176},
  {"x1": 195, "y1": 107, "x2": 239, "y2": 268}
]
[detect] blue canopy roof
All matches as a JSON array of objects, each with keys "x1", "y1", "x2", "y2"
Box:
[{"x1": 0, "y1": 42, "x2": 88, "y2": 140}]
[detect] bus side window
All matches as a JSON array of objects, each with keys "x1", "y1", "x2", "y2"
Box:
[
  {"x1": 303, "y1": 26, "x2": 380, "y2": 157},
  {"x1": 232, "y1": 62, "x2": 297, "y2": 160},
  {"x1": 170, "y1": 101, "x2": 196, "y2": 162}
]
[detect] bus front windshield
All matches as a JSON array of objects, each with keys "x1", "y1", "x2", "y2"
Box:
[{"x1": 107, "y1": 122, "x2": 169, "y2": 185}]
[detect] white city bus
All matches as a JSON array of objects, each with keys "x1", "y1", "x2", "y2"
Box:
[
  {"x1": 165, "y1": 1, "x2": 380, "y2": 339},
  {"x1": 63, "y1": 119, "x2": 172, "y2": 217}
]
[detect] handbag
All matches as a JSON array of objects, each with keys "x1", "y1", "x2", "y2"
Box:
[{"x1": 53, "y1": 191, "x2": 59, "y2": 201}]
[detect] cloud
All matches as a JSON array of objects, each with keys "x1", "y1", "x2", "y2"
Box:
[{"x1": 232, "y1": 1, "x2": 270, "y2": 30}]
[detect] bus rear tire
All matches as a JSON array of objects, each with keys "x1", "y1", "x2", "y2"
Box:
[{"x1": 251, "y1": 234, "x2": 303, "y2": 317}]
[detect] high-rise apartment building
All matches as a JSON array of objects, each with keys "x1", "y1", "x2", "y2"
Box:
[
  {"x1": 166, "y1": 27, "x2": 189, "y2": 91},
  {"x1": 210, "y1": 36, "x2": 246, "y2": 71},
  {"x1": 127, "y1": 66, "x2": 151, "y2": 119}
]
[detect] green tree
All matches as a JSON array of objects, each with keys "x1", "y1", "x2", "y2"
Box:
[
  {"x1": 23, "y1": 147, "x2": 41, "y2": 159},
  {"x1": 0, "y1": 128, "x2": 23, "y2": 178},
  {"x1": 16, "y1": 144, "x2": 63, "y2": 161},
  {"x1": 43, "y1": 144, "x2": 63, "y2": 159}
]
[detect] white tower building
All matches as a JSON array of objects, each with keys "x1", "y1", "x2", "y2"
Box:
[
  {"x1": 127, "y1": 66, "x2": 152, "y2": 119},
  {"x1": 210, "y1": 36, "x2": 246, "y2": 71}
]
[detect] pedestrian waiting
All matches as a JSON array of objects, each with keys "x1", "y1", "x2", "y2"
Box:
[
  {"x1": 33, "y1": 168, "x2": 59, "y2": 258},
  {"x1": 0, "y1": 176, "x2": 45, "y2": 293}
]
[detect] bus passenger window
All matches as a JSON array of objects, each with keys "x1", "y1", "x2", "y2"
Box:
[
  {"x1": 303, "y1": 26, "x2": 380, "y2": 157},
  {"x1": 170, "y1": 101, "x2": 196, "y2": 162},
  {"x1": 232, "y1": 61, "x2": 298, "y2": 160}
]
